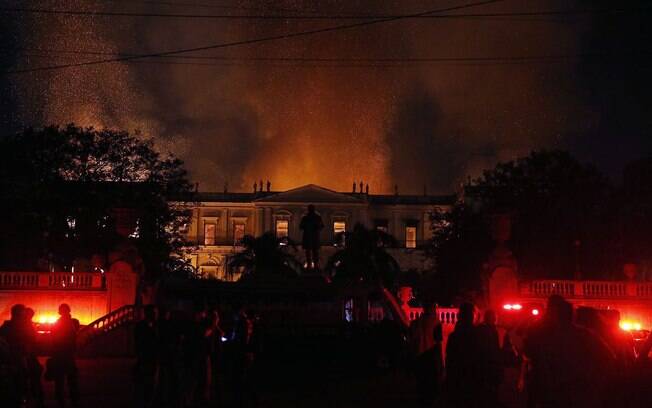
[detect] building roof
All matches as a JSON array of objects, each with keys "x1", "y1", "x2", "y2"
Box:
[
  {"x1": 177, "y1": 184, "x2": 456, "y2": 206},
  {"x1": 254, "y1": 184, "x2": 364, "y2": 204}
]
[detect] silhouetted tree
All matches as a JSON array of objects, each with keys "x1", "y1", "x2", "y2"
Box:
[
  {"x1": 326, "y1": 224, "x2": 408, "y2": 325},
  {"x1": 465, "y1": 150, "x2": 615, "y2": 279},
  {"x1": 228, "y1": 232, "x2": 302, "y2": 281},
  {"x1": 326, "y1": 223, "x2": 400, "y2": 287},
  {"x1": 0, "y1": 124, "x2": 192, "y2": 279},
  {"x1": 426, "y1": 203, "x2": 493, "y2": 305}
]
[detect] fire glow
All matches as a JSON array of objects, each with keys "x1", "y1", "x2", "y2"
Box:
[
  {"x1": 620, "y1": 320, "x2": 642, "y2": 331},
  {"x1": 36, "y1": 314, "x2": 58, "y2": 324}
]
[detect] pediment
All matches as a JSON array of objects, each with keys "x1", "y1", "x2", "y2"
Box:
[{"x1": 254, "y1": 184, "x2": 363, "y2": 204}]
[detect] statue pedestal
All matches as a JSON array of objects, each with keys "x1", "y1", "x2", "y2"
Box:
[{"x1": 106, "y1": 261, "x2": 139, "y2": 312}]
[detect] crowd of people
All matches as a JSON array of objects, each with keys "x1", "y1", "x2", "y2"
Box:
[
  {"x1": 407, "y1": 295, "x2": 652, "y2": 408},
  {"x1": 3, "y1": 295, "x2": 652, "y2": 408},
  {"x1": 133, "y1": 304, "x2": 262, "y2": 408},
  {"x1": 0, "y1": 303, "x2": 80, "y2": 408}
]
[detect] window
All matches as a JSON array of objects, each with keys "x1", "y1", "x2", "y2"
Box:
[
  {"x1": 333, "y1": 221, "x2": 346, "y2": 246},
  {"x1": 405, "y1": 226, "x2": 417, "y2": 249},
  {"x1": 234, "y1": 223, "x2": 245, "y2": 244},
  {"x1": 374, "y1": 219, "x2": 389, "y2": 233},
  {"x1": 276, "y1": 219, "x2": 289, "y2": 238},
  {"x1": 204, "y1": 223, "x2": 216, "y2": 246},
  {"x1": 333, "y1": 221, "x2": 346, "y2": 236}
]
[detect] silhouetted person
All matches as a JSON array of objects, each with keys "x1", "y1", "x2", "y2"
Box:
[
  {"x1": 408, "y1": 303, "x2": 443, "y2": 407},
  {"x1": 523, "y1": 296, "x2": 615, "y2": 408},
  {"x1": 206, "y1": 309, "x2": 225, "y2": 404},
  {"x1": 24, "y1": 307, "x2": 44, "y2": 408},
  {"x1": 134, "y1": 305, "x2": 158, "y2": 408},
  {"x1": 183, "y1": 308, "x2": 207, "y2": 406},
  {"x1": 445, "y1": 302, "x2": 479, "y2": 408},
  {"x1": 51, "y1": 303, "x2": 80, "y2": 408},
  {"x1": 156, "y1": 309, "x2": 184, "y2": 407},
  {"x1": 378, "y1": 315, "x2": 404, "y2": 371},
  {"x1": 1, "y1": 332, "x2": 22, "y2": 408},
  {"x1": 475, "y1": 309, "x2": 503, "y2": 407},
  {"x1": 0, "y1": 304, "x2": 29, "y2": 405},
  {"x1": 300, "y1": 204, "x2": 323, "y2": 269},
  {"x1": 231, "y1": 305, "x2": 256, "y2": 408}
]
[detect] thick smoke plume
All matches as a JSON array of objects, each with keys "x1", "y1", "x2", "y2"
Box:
[{"x1": 8, "y1": 0, "x2": 597, "y2": 193}]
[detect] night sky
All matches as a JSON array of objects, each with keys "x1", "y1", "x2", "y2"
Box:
[{"x1": 1, "y1": 0, "x2": 651, "y2": 193}]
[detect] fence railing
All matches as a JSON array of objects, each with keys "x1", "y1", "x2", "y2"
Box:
[
  {"x1": 77, "y1": 304, "x2": 138, "y2": 348},
  {"x1": 521, "y1": 280, "x2": 652, "y2": 299},
  {"x1": 0, "y1": 272, "x2": 105, "y2": 290}
]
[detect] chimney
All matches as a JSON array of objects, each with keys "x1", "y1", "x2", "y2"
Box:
[
  {"x1": 365, "y1": 184, "x2": 369, "y2": 195},
  {"x1": 352, "y1": 181, "x2": 357, "y2": 193},
  {"x1": 394, "y1": 184, "x2": 399, "y2": 196},
  {"x1": 253, "y1": 181, "x2": 257, "y2": 193},
  {"x1": 266, "y1": 180, "x2": 271, "y2": 192},
  {"x1": 359, "y1": 181, "x2": 364, "y2": 194},
  {"x1": 194, "y1": 182, "x2": 199, "y2": 193}
]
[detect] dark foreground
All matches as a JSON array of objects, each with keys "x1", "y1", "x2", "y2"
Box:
[{"x1": 39, "y1": 357, "x2": 529, "y2": 408}]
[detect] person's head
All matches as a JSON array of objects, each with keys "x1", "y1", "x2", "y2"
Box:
[
  {"x1": 484, "y1": 309, "x2": 497, "y2": 326},
  {"x1": 458, "y1": 302, "x2": 475, "y2": 325},
  {"x1": 25, "y1": 307, "x2": 35, "y2": 322},
  {"x1": 144, "y1": 305, "x2": 157, "y2": 322},
  {"x1": 307, "y1": 204, "x2": 315, "y2": 214},
  {"x1": 10, "y1": 304, "x2": 25, "y2": 321},
  {"x1": 545, "y1": 295, "x2": 573, "y2": 326},
  {"x1": 58, "y1": 303, "x2": 71, "y2": 317}
]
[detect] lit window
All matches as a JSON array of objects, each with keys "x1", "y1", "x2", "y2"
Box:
[
  {"x1": 276, "y1": 220, "x2": 289, "y2": 238},
  {"x1": 66, "y1": 216, "x2": 76, "y2": 230},
  {"x1": 334, "y1": 221, "x2": 346, "y2": 245},
  {"x1": 129, "y1": 219, "x2": 141, "y2": 239},
  {"x1": 234, "y1": 223, "x2": 245, "y2": 244},
  {"x1": 405, "y1": 226, "x2": 417, "y2": 248},
  {"x1": 204, "y1": 223, "x2": 216, "y2": 246},
  {"x1": 334, "y1": 221, "x2": 346, "y2": 236}
]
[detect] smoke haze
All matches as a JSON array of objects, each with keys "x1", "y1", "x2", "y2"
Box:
[{"x1": 3, "y1": 0, "x2": 650, "y2": 193}]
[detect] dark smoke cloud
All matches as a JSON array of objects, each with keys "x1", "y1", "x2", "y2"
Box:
[{"x1": 4, "y1": 0, "x2": 650, "y2": 192}]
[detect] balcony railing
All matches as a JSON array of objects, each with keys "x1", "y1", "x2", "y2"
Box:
[
  {"x1": 0, "y1": 272, "x2": 105, "y2": 290},
  {"x1": 521, "y1": 280, "x2": 652, "y2": 299}
]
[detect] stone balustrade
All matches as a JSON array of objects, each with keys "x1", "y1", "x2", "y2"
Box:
[
  {"x1": 0, "y1": 271, "x2": 104, "y2": 290},
  {"x1": 521, "y1": 279, "x2": 652, "y2": 299}
]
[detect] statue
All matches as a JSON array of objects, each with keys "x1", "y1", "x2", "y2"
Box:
[{"x1": 299, "y1": 204, "x2": 324, "y2": 269}]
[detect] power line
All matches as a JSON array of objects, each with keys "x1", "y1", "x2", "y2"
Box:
[
  {"x1": 4, "y1": 0, "x2": 504, "y2": 75},
  {"x1": 10, "y1": 50, "x2": 642, "y2": 68},
  {"x1": 2, "y1": 6, "x2": 649, "y2": 20}
]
